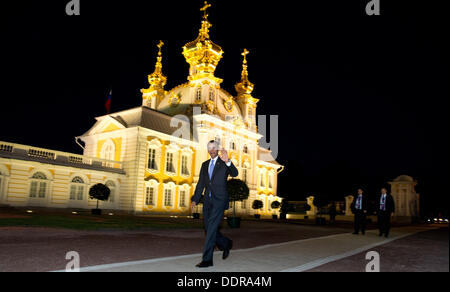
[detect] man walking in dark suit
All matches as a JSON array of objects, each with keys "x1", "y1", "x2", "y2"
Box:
[
  {"x1": 191, "y1": 140, "x2": 239, "y2": 268},
  {"x1": 351, "y1": 188, "x2": 368, "y2": 235},
  {"x1": 377, "y1": 187, "x2": 395, "y2": 238}
]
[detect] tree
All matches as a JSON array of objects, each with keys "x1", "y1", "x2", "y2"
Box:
[
  {"x1": 89, "y1": 183, "x2": 110, "y2": 214},
  {"x1": 271, "y1": 201, "x2": 281, "y2": 210},
  {"x1": 252, "y1": 200, "x2": 264, "y2": 210},
  {"x1": 313, "y1": 193, "x2": 330, "y2": 218},
  {"x1": 227, "y1": 179, "x2": 250, "y2": 218}
]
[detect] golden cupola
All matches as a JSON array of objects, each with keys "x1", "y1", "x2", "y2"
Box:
[
  {"x1": 235, "y1": 49, "x2": 255, "y2": 95},
  {"x1": 235, "y1": 49, "x2": 259, "y2": 132},
  {"x1": 141, "y1": 41, "x2": 167, "y2": 109},
  {"x1": 182, "y1": 1, "x2": 223, "y2": 84}
]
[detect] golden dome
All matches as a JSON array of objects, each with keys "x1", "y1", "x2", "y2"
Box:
[
  {"x1": 182, "y1": 1, "x2": 223, "y2": 83},
  {"x1": 235, "y1": 48, "x2": 254, "y2": 95}
]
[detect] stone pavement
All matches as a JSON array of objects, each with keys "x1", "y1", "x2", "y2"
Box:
[{"x1": 54, "y1": 225, "x2": 435, "y2": 272}]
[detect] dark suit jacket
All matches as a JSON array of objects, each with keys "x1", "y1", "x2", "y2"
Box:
[
  {"x1": 192, "y1": 157, "x2": 239, "y2": 210},
  {"x1": 377, "y1": 194, "x2": 395, "y2": 214},
  {"x1": 351, "y1": 195, "x2": 368, "y2": 214}
]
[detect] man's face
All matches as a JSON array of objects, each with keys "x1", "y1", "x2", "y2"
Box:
[
  {"x1": 381, "y1": 188, "x2": 387, "y2": 195},
  {"x1": 357, "y1": 189, "x2": 363, "y2": 195},
  {"x1": 208, "y1": 143, "x2": 219, "y2": 159}
]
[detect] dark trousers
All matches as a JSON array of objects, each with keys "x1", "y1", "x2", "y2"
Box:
[
  {"x1": 202, "y1": 200, "x2": 231, "y2": 262},
  {"x1": 378, "y1": 211, "x2": 392, "y2": 236},
  {"x1": 354, "y1": 210, "x2": 367, "y2": 233}
]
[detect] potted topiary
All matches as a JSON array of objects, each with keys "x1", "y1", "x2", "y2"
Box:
[
  {"x1": 252, "y1": 200, "x2": 264, "y2": 219},
  {"x1": 313, "y1": 193, "x2": 330, "y2": 225},
  {"x1": 89, "y1": 183, "x2": 110, "y2": 215},
  {"x1": 271, "y1": 201, "x2": 281, "y2": 219},
  {"x1": 227, "y1": 178, "x2": 250, "y2": 228}
]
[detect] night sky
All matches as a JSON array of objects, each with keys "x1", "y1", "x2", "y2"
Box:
[{"x1": 1, "y1": 0, "x2": 448, "y2": 217}]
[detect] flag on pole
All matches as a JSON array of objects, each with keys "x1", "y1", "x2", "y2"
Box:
[{"x1": 105, "y1": 90, "x2": 112, "y2": 114}]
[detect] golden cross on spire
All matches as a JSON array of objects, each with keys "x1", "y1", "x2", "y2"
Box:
[
  {"x1": 200, "y1": 1, "x2": 211, "y2": 19},
  {"x1": 242, "y1": 48, "x2": 249, "y2": 65},
  {"x1": 157, "y1": 40, "x2": 164, "y2": 55}
]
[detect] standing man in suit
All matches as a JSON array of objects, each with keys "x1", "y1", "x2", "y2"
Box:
[
  {"x1": 377, "y1": 187, "x2": 395, "y2": 238},
  {"x1": 191, "y1": 140, "x2": 239, "y2": 268},
  {"x1": 351, "y1": 188, "x2": 368, "y2": 235}
]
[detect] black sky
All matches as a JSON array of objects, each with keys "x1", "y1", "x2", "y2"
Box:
[{"x1": 1, "y1": 0, "x2": 449, "y2": 217}]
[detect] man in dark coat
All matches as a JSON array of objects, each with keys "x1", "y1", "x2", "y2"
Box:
[
  {"x1": 377, "y1": 187, "x2": 395, "y2": 238},
  {"x1": 191, "y1": 140, "x2": 239, "y2": 268},
  {"x1": 351, "y1": 188, "x2": 368, "y2": 235}
]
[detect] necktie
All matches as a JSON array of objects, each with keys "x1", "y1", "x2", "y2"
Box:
[
  {"x1": 356, "y1": 196, "x2": 361, "y2": 209},
  {"x1": 208, "y1": 159, "x2": 215, "y2": 197},
  {"x1": 380, "y1": 195, "x2": 386, "y2": 211}
]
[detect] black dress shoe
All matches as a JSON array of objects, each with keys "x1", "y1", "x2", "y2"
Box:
[
  {"x1": 223, "y1": 240, "x2": 233, "y2": 260},
  {"x1": 196, "y1": 261, "x2": 213, "y2": 268},
  {"x1": 352, "y1": 232, "x2": 359, "y2": 235}
]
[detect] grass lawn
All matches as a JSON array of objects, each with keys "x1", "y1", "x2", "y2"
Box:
[{"x1": 0, "y1": 210, "x2": 204, "y2": 230}]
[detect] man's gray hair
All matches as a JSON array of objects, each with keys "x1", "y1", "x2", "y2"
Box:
[{"x1": 208, "y1": 140, "x2": 220, "y2": 148}]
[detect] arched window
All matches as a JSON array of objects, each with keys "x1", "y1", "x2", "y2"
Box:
[
  {"x1": 29, "y1": 172, "x2": 48, "y2": 198},
  {"x1": 181, "y1": 155, "x2": 189, "y2": 176},
  {"x1": 179, "y1": 190, "x2": 186, "y2": 207},
  {"x1": 105, "y1": 181, "x2": 116, "y2": 203},
  {"x1": 101, "y1": 139, "x2": 116, "y2": 167},
  {"x1": 243, "y1": 145, "x2": 248, "y2": 154},
  {"x1": 214, "y1": 135, "x2": 221, "y2": 147},
  {"x1": 196, "y1": 87, "x2": 202, "y2": 101},
  {"x1": 229, "y1": 141, "x2": 236, "y2": 150},
  {"x1": 145, "y1": 180, "x2": 159, "y2": 207},
  {"x1": 164, "y1": 188, "x2": 173, "y2": 207},
  {"x1": 145, "y1": 186, "x2": 155, "y2": 206},
  {"x1": 70, "y1": 176, "x2": 85, "y2": 201},
  {"x1": 209, "y1": 88, "x2": 215, "y2": 101}
]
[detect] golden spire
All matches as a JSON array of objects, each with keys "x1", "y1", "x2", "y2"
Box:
[
  {"x1": 147, "y1": 40, "x2": 167, "y2": 89},
  {"x1": 235, "y1": 48, "x2": 254, "y2": 95},
  {"x1": 182, "y1": 1, "x2": 223, "y2": 83}
]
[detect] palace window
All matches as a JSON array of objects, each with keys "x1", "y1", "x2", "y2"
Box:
[
  {"x1": 230, "y1": 141, "x2": 236, "y2": 150},
  {"x1": 209, "y1": 88, "x2": 215, "y2": 101},
  {"x1": 179, "y1": 190, "x2": 186, "y2": 207},
  {"x1": 69, "y1": 176, "x2": 85, "y2": 201},
  {"x1": 165, "y1": 152, "x2": 175, "y2": 174},
  {"x1": 29, "y1": 172, "x2": 48, "y2": 199},
  {"x1": 241, "y1": 200, "x2": 247, "y2": 209},
  {"x1": 181, "y1": 155, "x2": 189, "y2": 176},
  {"x1": 260, "y1": 172, "x2": 265, "y2": 188},
  {"x1": 243, "y1": 145, "x2": 248, "y2": 154},
  {"x1": 268, "y1": 172, "x2": 273, "y2": 189},
  {"x1": 214, "y1": 135, "x2": 221, "y2": 147},
  {"x1": 196, "y1": 87, "x2": 202, "y2": 101},
  {"x1": 148, "y1": 148, "x2": 157, "y2": 170},
  {"x1": 145, "y1": 186, "x2": 155, "y2": 206},
  {"x1": 164, "y1": 189, "x2": 173, "y2": 207}
]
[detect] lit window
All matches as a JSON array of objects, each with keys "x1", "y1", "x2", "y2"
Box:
[
  {"x1": 148, "y1": 148, "x2": 157, "y2": 170},
  {"x1": 164, "y1": 189, "x2": 172, "y2": 207},
  {"x1": 145, "y1": 187, "x2": 155, "y2": 206},
  {"x1": 70, "y1": 176, "x2": 85, "y2": 201},
  {"x1": 181, "y1": 155, "x2": 189, "y2": 176},
  {"x1": 166, "y1": 152, "x2": 175, "y2": 173},
  {"x1": 179, "y1": 190, "x2": 186, "y2": 207},
  {"x1": 196, "y1": 87, "x2": 202, "y2": 101},
  {"x1": 29, "y1": 172, "x2": 47, "y2": 199}
]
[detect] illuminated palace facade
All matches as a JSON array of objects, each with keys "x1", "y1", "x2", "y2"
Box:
[{"x1": 0, "y1": 3, "x2": 283, "y2": 217}]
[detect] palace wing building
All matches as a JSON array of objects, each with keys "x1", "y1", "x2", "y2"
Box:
[{"x1": 0, "y1": 3, "x2": 283, "y2": 217}]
